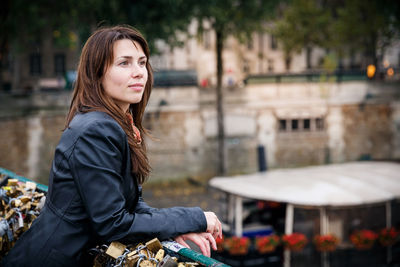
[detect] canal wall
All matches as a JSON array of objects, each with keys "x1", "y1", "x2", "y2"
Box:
[{"x1": 0, "y1": 81, "x2": 399, "y2": 184}]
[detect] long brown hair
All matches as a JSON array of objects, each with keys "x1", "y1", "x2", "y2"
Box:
[{"x1": 66, "y1": 25, "x2": 153, "y2": 184}]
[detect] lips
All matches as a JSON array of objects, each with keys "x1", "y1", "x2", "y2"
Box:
[{"x1": 128, "y1": 83, "x2": 144, "y2": 92}]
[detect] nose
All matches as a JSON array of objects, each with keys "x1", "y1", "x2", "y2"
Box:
[{"x1": 131, "y1": 64, "x2": 144, "y2": 78}]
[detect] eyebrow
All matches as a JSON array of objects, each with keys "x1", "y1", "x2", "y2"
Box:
[{"x1": 117, "y1": 56, "x2": 147, "y2": 60}]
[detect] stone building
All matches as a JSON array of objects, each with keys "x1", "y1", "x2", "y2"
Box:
[{"x1": 151, "y1": 21, "x2": 400, "y2": 88}]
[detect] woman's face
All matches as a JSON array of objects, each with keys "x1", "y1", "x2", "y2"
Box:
[{"x1": 102, "y1": 39, "x2": 148, "y2": 112}]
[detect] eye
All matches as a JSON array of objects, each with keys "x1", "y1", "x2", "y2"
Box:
[
  {"x1": 139, "y1": 60, "x2": 146, "y2": 67},
  {"x1": 119, "y1": 61, "x2": 129, "y2": 66}
]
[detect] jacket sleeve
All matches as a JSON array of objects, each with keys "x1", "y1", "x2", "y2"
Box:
[
  {"x1": 69, "y1": 119, "x2": 207, "y2": 243},
  {"x1": 133, "y1": 186, "x2": 157, "y2": 213}
]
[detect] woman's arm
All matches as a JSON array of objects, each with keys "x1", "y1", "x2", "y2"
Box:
[
  {"x1": 134, "y1": 186, "x2": 157, "y2": 213},
  {"x1": 69, "y1": 119, "x2": 207, "y2": 243}
]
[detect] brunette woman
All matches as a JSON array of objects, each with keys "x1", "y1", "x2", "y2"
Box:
[{"x1": 2, "y1": 25, "x2": 221, "y2": 267}]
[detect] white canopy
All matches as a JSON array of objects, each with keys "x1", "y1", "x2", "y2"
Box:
[{"x1": 209, "y1": 161, "x2": 400, "y2": 207}]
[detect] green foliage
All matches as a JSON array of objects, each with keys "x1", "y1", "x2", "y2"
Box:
[
  {"x1": 331, "y1": 0, "x2": 398, "y2": 62},
  {"x1": 126, "y1": 0, "x2": 196, "y2": 52},
  {"x1": 272, "y1": 0, "x2": 400, "y2": 67},
  {"x1": 271, "y1": 0, "x2": 331, "y2": 58},
  {"x1": 192, "y1": 0, "x2": 280, "y2": 41}
]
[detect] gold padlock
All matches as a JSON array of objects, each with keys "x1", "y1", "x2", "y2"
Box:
[
  {"x1": 145, "y1": 238, "x2": 162, "y2": 253},
  {"x1": 7, "y1": 179, "x2": 19, "y2": 186},
  {"x1": 155, "y1": 249, "x2": 165, "y2": 262},
  {"x1": 139, "y1": 259, "x2": 153, "y2": 267},
  {"x1": 105, "y1": 241, "x2": 126, "y2": 259}
]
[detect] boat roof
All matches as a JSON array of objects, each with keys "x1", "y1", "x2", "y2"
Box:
[{"x1": 209, "y1": 161, "x2": 400, "y2": 207}]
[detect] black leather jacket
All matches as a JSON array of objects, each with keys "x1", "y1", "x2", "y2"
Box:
[{"x1": 2, "y1": 111, "x2": 207, "y2": 267}]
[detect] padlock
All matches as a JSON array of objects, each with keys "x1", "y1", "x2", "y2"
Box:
[
  {"x1": 25, "y1": 181, "x2": 37, "y2": 191},
  {"x1": 12, "y1": 199, "x2": 22, "y2": 207},
  {"x1": 139, "y1": 259, "x2": 154, "y2": 267},
  {"x1": 7, "y1": 179, "x2": 18, "y2": 186},
  {"x1": 146, "y1": 238, "x2": 163, "y2": 253},
  {"x1": 5, "y1": 209, "x2": 15, "y2": 220},
  {"x1": 155, "y1": 249, "x2": 165, "y2": 262},
  {"x1": 105, "y1": 241, "x2": 126, "y2": 259},
  {"x1": 20, "y1": 195, "x2": 31, "y2": 203},
  {"x1": 20, "y1": 202, "x2": 31, "y2": 212},
  {"x1": 126, "y1": 253, "x2": 140, "y2": 267},
  {"x1": 157, "y1": 254, "x2": 178, "y2": 267}
]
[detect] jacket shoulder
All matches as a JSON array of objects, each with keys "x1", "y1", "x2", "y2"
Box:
[
  {"x1": 58, "y1": 111, "x2": 126, "y2": 152},
  {"x1": 68, "y1": 112, "x2": 125, "y2": 138}
]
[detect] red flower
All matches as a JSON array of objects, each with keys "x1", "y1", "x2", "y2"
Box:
[
  {"x1": 255, "y1": 235, "x2": 280, "y2": 254},
  {"x1": 350, "y1": 229, "x2": 378, "y2": 250},
  {"x1": 224, "y1": 236, "x2": 250, "y2": 255},
  {"x1": 313, "y1": 234, "x2": 339, "y2": 252},
  {"x1": 378, "y1": 227, "x2": 399, "y2": 246},
  {"x1": 282, "y1": 233, "x2": 308, "y2": 251}
]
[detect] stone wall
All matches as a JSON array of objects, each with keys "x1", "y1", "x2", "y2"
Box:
[
  {"x1": 0, "y1": 81, "x2": 399, "y2": 183},
  {"x1": 342, "y1": 104, "x2": 393, "y2": 161},
  {"x1": 0, "y1": 118, "x2": 29, "y2": 176}
]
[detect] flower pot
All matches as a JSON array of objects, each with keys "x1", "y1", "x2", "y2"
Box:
[
  {"x1": 314, "y1": 234, "x2": 339, "y2": 252},
  {"x1": 379, "y1": 227, "x2": 399, "y2": 247},
  {"x1": 228, "y1": 247, "x2": 248, "y2": 256},
  {"x1": 350, "y1": 230, "x2": 378, "y2": 250},
  {"x1": 285, "y1": 244, "x2": 306, "y2": 252},
  {"x1": 282, "y1": 233, "x2": 308, "y2": 252},
  {"x1": 316, "y1": 244, "x2": 337, "y2": 252},
  {"x1": 257, "y1": 245, "x2": 277, "y2": 254}
]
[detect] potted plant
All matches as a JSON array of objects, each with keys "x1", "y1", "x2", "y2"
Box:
[
  {"x1": 255, "y1": 235, "x2": 280, "y2": 254},
  {"x1": 313, "y1": 234, "x2": 339, "y2": 252},
  {"x1": 224, "y1": 236, "x2": 251, "y2": 255},
  {"x1": 282, "y1": 233, "x2": 308, "y2": 252},
  {"x1": 378, "y1": 227, "x2": 399, "y2": 247},
  {"x1": 350, "y1": 229, "x2": 378, "y2": 250}
]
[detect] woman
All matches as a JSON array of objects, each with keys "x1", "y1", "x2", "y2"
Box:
[{"x1": 2, "y1": 25, "x2": 221, "y2": 266}]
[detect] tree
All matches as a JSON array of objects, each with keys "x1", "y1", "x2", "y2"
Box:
[
  {"x1": 0, "y1": 0, "x2": 196, "y2": 91},
  {"x1": 127, "y1": 0, "x2": 196, "y2": 52},
  {"x1": 271, "y1": 0, "x2": 331, "y2": 71},
  {"x1": 332, "y1": 0, "x2": 399, "y2": 69},
  {"x1": 0, "y1": 0, "x2": 97, "y2": 91},
  {"x1": 271, "y1": 0, "x2": 400, "y2": 72},
  {"x1": 191, "y1": 0, "x2": 280, "y2": 175}
]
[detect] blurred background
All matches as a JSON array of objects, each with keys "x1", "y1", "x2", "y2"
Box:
[
  {"x1": 1, "y1": 0, "x2": 399, "y2": 183},
  {"x1": 0, "y1": 0, "x2": 400, "y2": 265}
]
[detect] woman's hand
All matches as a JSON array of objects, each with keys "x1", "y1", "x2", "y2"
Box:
[
  {"x1": 174, "y1": 232, "x2": 216, "y2": 257},
  {"x1": 204, "y1": 211, "x2": 222, "y2": 239}
]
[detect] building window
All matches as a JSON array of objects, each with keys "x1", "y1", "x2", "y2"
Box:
[
  {"x1": 291, "y1": 119, "x2": 299, "y2": 131},
  {"x1": 54, "y1": 53, "x2": 66, "y2": 75},
  {"x1": 303, "y1": 119, "x2": 310, "y2": 130},
  {"x1": 270, "y1": 35, "x2": 277, "y2": 50},
  {"x1": 30, "y1": 53, "x2": 42, "y2": 75},
  {"x1": 278, "y1": 117, "x2": 325, "y2": 132},
  {"x1": 279, "y1": 119, "x2": 287, "y2": 131}
]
